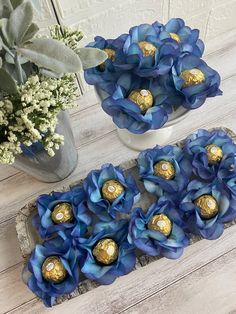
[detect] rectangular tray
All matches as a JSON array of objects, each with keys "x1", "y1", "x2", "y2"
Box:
[{"x1": 16, "y1": 126, "x2": 236, "y2": 306}]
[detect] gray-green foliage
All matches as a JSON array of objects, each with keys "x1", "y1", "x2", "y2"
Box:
[{"x1": 0, "y1": 0, "x2": 107, "y2": 96}]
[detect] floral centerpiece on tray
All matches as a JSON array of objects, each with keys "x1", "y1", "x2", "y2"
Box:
[
  {"x1": 23, "y1": 128, "x2": 236, "y2": 307},
  {"x1": 0, "y1": 0, "x2": 107, "y2": 181},
  {"x1": 84, "y1": 19, "x2": 222, "y2": 150}
]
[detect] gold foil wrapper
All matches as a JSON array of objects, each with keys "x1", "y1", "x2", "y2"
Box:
[
  {"x1": 194, "y1": 194, "x2": 219, "y2": 219},
  {"x1": 138, "y1": 41, "x2": 157, "y2": 57},
  {"x1": 180, "y1": 68, "x2": 205, "y2": 88},
  {"x1": 205, "y1": 144, "x2": 223, "y2": 164},
  {"x1": 102, "y1": 179, "x2": 124, "y2": 203},
  {"x1": 128, "y1": 89, "x2": 154, "y2": 113},
  {"x1": 148, "y1": 213, "x2": 172, "y2": 236},
  {"x1": 51, "y1": 203, "x2": 74, "y2": 224},
  {"x1": 42, "y1": 256, "x2": 67, "y2": 283},
  {"x1": 93, "y1": 238, "x2": 119, "y2": 265},
  {"x1": 169, "y1": 32, "x2": 181, "y2": 43},
  {"x1": 99, "y1": 48, "x2": 116, "y2": 71},
  {"x1": 154, "y1": 160, "x2": 175, "y2": 180}
]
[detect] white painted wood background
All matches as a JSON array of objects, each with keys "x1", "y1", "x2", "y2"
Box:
[{"x1": 0, "y1": 1, "x2": 236, "y2": 313}]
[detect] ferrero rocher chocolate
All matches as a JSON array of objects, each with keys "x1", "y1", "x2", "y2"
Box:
[
  {"x1": 92, "y1": 238, "x2": 119, "y2": 265},
  {"x1": 148, "y1": 213, "x2": 172, "y2": 236},
  {"x1": 99, "y1": 48, "x2": 116, "y2": 71},
  {"x1": 103, "y1": 48, "x2": 116, "y2": 62},
  {"x1": 194, "y1": 194, "x2": 219, "y2": 219},
  {"x1": 128, "y1": 89, "x2": 154, "y2": 113},
  {"x1": 51, "y1": 202, "x2": 73, "y2": 224},
  {"x1": 180, "y1": 68, "x2": 205, "y2": 88},
  {"x1": 42, "y1": 256, "x2": 67, "y2": 283},
  {"x1": 154, "y1": 160, "x2": 175, "y2": 180},
  {"x1": 138, "y1": 41, "x2": 157, "y2": 57},
  {"x1": 169, "y1": 32, "x2": 181, "y2": 43},
  {"x1": 102, "y1": 179, "x2": 124, "y2": 203},
  {"x1": 205, "y1": 144, "x2": 223, "y2": 164}
]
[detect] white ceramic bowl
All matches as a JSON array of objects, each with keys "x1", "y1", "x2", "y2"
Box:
[{"x1": 94, "y1": 86, "x2": 189, "y2": 151}]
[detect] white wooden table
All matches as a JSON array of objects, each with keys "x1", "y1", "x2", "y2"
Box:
[{"x1": 0, "y1": 28, "x2": 236, "y2": 314}]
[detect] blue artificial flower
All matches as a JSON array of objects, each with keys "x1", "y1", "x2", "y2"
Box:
[
  {"x1": 153, "y1": 18, "x2": 205, "y2": 57},
  {"x1": 117, "y1": 23, "x2": 180, "y2": 78},
  {"x1": 83, "y1": 163, "x2": 140, "y2": 221},
  {"x1": 102, "y1": 73, "x2": 183, "y2": 134},
  {"x1": 179, "y1": 180, "x2": 236, "y2": 240},
  {"x1": 84, "y1": 35, "x2": 127, "y2": 95},
  {"x1": 27, "y1": 237, "x2": 80, "y2": 307},
  {"x1": 184, "y1": 129, "x2": 236, "y2": 181},
  {"x1": 217, "y1": 153, "x2": 236, "y2": 208},
  {"x1": 33, "y1": 186, "x2": 91, "y2": 239},
  {"x1": 137, "y1": 145, "x2": 191, "y2": 197},
  {"x1": 76, "y1": 220, "x2": 136, "y2": 284},
  {"x1": 128, "y1": 197, "x2": 189, "y2": 259},
  {"x1": 172, "y1": 54, "x2": 222, "y2": 109}
]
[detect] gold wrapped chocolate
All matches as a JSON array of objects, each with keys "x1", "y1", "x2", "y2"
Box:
[
  {"x1": 169, "y1": 32, "x2": 181, "y2": 43},
  {"x1": 194, "y1": 194, "x2": 219, "y2": 219},
  {"x1": 205, "y1": 144, "x2": 223, "y2": 164},
  {"x1": 103, "y1": 48, "x2": 116, "y2": 62},
  {"x1": 93, "y1": 238, "x2": 119, "y2": 265},
  {"x1": 102, "y1": 179, "x2": 124, "y2": 203},
  {"x1": 99, "y1": 48, "x2": 116, "y2": 71},
  {"x1": 138, "y1": 41, "x2": 157, "y2": 57},
  {"x1": 128, "y1": 89, "x2": 154, "y2": 113},
  {"x1": 148, "y1": 213, "x2": 172, "y2": 236},
  {"x1": 42, "y1": 256, "x2": 67, "y2": 283},
  {"x1": 51, "y1": 202, "x2": 73, "y2": 224},
  {"x1": 180, "y1": 68, "x2": 205, "y2": 88},
  {"x1": 154, "y1": 160, "x2": 175, "y2": 180}
]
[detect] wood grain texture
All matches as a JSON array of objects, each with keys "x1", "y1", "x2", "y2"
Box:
[
  {"x1": 5, "y1": 224, "x2": 236, "y2": 314},
  {"x1": 123, "y1": 249, "x2": 236, "y2": 314}
]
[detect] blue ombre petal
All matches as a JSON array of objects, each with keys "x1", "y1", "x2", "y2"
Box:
[
  {"x1": 179, "y1": 178, "x2": 234, "y2": 240},
  {"x1": 76, "y1": 220, "x2": 136, "y2": 284},
  {"x1": 138, "y1": 145, "x2": 190, "y2": 197},
  {"x1": 33, "y1": 186, "x2": 90, "y2": 240},
  {"x1": 27, "y1": 237, "x2": 80, "y2": 307},
  {"x1": 128, "y1": 200, "x2": 189, "y2": 259},
  {"x1": 83, "y1": 163, "x2": 140, "y2": 221}
]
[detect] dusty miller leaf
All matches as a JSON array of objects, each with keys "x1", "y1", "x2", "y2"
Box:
[
  {"x1": 0, "y1": 18, "x2": 12, "y2": 46},
  {"x1": 21, "y1": 22, "x2": 39, "y2": 44},
  {"x1": 7, "y1": 1, "x2": 33, "y2": 45},
  {"x1": 10, "y1": 0, "x2": 24, "y2": 9},
  {"x1": 18, "y1": 38, "x2": 82, "y2": 73},
  {"x1": 5, "y1": 51, "x2": 28, "y2": 64},
  {"x1": 0, "y1": 0, "x2": 13, "y2": 19},
  {"x1": 39, "y1": 68, "x2": 63, "y2": 78},
  {"x1": 0, "y1": 68, "x2": 18, "y2": 94},
  {"x1": 77, "y1": 47, "x2": 108, "y2": 69}
]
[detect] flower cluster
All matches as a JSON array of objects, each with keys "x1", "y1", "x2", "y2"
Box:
[
  {"x1": 0, "y1": 74, "x2": 78, "y2": 164},
  {"x1": 26, "y1": 129, "x2": 236, "y2": 307},
  {"x1": 85, "y1": 18, "x2": 222, "y2": 133},
  {"x1": 137, "y1": 129, "x2": 236, "y2": 240},
  {"x1": 49, "y1": 25, "x2": 84, "y2": 51},
  {"x1": 27, "y1": 164, "x2": 139, "y2": 306}
]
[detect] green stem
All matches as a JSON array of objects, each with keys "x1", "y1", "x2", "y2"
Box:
[
  {"x1": 14, "y1": 53, "x2": 24, "y2": 84},
  {"x1": 1, "y1": 43, "x2": 14, "y2": 58}
]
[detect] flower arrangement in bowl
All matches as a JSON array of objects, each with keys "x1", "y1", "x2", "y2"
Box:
[
  {"x1": 84, "y1": 19, "x2": 222, "y2": 151},
  {"x1": 17, "y1": 128, "x2": 236, "y2": 307},
  {"x1": 0, "y1": 0, "x2": 107, "y2": 182}
]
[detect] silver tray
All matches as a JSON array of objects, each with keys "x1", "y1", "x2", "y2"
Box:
[{"x1": 16, "y1": 127, "x2": 236, "y2": 306}]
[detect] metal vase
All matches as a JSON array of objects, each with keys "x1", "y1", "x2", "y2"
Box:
[{"x1": 13, "y1": 111, "x2": 78, "y2": 182}]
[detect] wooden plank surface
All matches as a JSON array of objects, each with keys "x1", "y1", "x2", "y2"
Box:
[
  {"x1": 1, "y1": 20, "x2": 236, "y2": 314},
  {"x1": 123, "y1": 249, "x2": 236, "y2": 314}
]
